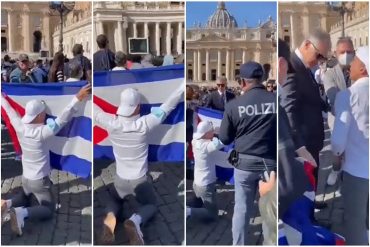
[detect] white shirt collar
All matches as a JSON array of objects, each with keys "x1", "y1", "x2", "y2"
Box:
[
  {"x1": 353, "y1": 76, "x2": 369, "y2": 86},
  {"x1": 295, "y1": 48, "x2": 308, "y2": 68},
  {"x1": 294, "y1": 48, "x2": 308, "y2": 68},
  {"x1": 113, "y1": 66, "x2": 126, "y2": 71}
]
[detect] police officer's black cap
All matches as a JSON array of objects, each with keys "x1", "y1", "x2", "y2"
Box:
[{"x1": 239, "y1": 61, "x2": 264, "y2": 79}]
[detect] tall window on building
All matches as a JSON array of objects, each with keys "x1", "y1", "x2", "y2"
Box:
[
  {"x1": 33, "y1": 31, "x2": 42, "y2": 52},
  {"x1": 1, "y1": 37, "x2": 7, "y2": 52},
  {"x1": 211, "y1": 69, "x2": 216, "y2": 81},
  {"x1": 284, "y1": 35, "x2": 290, "y2": 44},
  {"x1": 188, "y1": 69, "x2": 193, "y2": 80}
]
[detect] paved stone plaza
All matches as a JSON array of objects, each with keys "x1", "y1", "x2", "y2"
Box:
[
  {"x1": 1, "y1": 126, "x2": 92, "y2": 245},
  {"x1": 93, "y1": 161, "x2": 184, "y2": 245},
  {"x1": 186, "y1": 177, "x2": 263, "y2": 245}
]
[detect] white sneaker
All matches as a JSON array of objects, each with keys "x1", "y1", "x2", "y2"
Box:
[
  {"x1": 327, "y1": 170, "x2": 339, "y2": 186},
  {"x1": 9, "y1": 207, "x2": 24, "y2": 236}
]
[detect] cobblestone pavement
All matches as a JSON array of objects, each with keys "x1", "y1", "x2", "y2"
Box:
[
  {"x1": 315, "y1": 124, "x2": 345, "y2": 236},
  {"x1": 1, "y1": 126, "x2": 92, "y2": 245},
  {"x1": 186, "y1": 177, "x2": 263, "y2": 245},
  {"x1": 93, "y1": 161, "x2": 184, "y2": 245}
]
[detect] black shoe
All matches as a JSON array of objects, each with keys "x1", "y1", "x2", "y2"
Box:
[{"x1": 314, "y1": 201, "x2": 328, "y2": 209}]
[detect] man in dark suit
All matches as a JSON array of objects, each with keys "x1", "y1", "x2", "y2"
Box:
[
  {"x1": 277, "y1": 39, "x2": 310, "y2": 217},
  {"x1": 206, "y1": 76, "x2": 235, "y2": 111},
  {"x1": 280, "y1": 30, "x2": 331, "y2": 209}
]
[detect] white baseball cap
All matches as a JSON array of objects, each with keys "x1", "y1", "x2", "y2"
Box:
[
  {"x1": 21, "y1": 99, "x2": 46, "y2": 124},
  {"x1": 356, "y1": 46, "x2": 369, "y2": 73},
  {"x1": 193, "y1": 121, "x2": 214, "y2": 140},
  {"x1": 116, "y1": 88, "x2": 141, "y2": 117}
]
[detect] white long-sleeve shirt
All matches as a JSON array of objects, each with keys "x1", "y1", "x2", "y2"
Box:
[
  {"x1": 2, "y1": 96, "x2": 82, "y2": 180},
  {"x1": 94, "y1": 83, "x2": 184, "y2": 180},
  {"x1": 331, "y1": 76, "x2": 369, "y2": 179},
  {"x1": 192, "y1": 137, "x2": 224, "y2": 187}
]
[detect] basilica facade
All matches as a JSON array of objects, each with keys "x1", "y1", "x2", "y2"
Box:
[{"x1": 186, "y1": 2, "x2": 276, "y2": 85}]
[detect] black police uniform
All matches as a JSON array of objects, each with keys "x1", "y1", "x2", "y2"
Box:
[{"x1": 219, "y1": 62, "x2": 277, "y2": 173}]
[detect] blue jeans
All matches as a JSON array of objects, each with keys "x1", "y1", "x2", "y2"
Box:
[
  {"x1": 232, "y1": 169, "x2": 261, "y2": 245},
  {"x1": 191, "y1": 182, "x2": 218, "y2": 221}
]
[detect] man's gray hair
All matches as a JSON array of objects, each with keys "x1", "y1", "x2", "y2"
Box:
[
  {"x1": 305, "y1": 29, "x2": 331, "y2": 47},
  {"x1": 336, "y1": 36, "x2": 354, "y2": 48},
  {"x1": 217, "y1": 76, "x2": 227, "y2": 84}
]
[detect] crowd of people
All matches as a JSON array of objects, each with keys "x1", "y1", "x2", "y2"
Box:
[
  {"x1": 93, "y1": 34, "x2": 184, "y2": 72},
  {"x1": 187, "y1": 77, "x2": 276, "y2": 111},
  {"x1": 1, "y1": 44, "x2": 92, "y2": 84},
  {"x1": 278, "y1": 29, "x2": 369, "y2": 245},
  {"x1": 1, "y1": 33, "x2": 185, "y2": 84}
]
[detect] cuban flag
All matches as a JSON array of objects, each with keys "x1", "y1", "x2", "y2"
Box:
[
  {"x1": 195, "y1": 107, "x2": 234, "y2": 182},
  {"x1": 94, "y1": 64, "x2": 184, "y2": 162},
  {"x1": 1, "y1": 81, "x2": 92, "y2": 178},
  {"x1": 279, "y1": 162, "x2": 345, "y2": 245}
]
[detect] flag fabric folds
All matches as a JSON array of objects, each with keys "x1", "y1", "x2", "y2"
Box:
[
  {"x1": 93, "y1": 64, "x2": 185, "y2": 162},
  {"x1": 1, "y1": 81, "x2": 92, "y2": 178},
  {"x1": 279, "y1": 162, "x2": 345, "y2": 245}
]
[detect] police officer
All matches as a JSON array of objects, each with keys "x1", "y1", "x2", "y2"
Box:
[{"x1": 219, "y1": 61, "x2": 277, "y2": 245}]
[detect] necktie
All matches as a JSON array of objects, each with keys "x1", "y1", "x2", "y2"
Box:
[{"x1": 221, "y1": 93, "x2": 226, "y2": 105}]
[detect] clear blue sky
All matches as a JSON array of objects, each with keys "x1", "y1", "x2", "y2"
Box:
[{"x1": 186, "y1": 1, "x2": 277, "y2": 29}]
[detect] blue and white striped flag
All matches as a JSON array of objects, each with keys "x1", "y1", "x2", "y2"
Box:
[
  {"x1": 93, "y1": 64, "x2": 184, "y2": 162},
  {"x1": 1, "y1": 81, "x2": 92, "y2": 178}
]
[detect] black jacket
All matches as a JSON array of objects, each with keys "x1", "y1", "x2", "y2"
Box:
[
  {"x1": 280, "y1": 52, "x2": 324, "y2": 153},
  {"x1": 93, "y1": 49, "x2": 116, "y2": 71},
  {"x1": 278, "y1": 104, "x2": 310, "y2": 217},
  {"x1": 206, "y1": 90, "x2": 235, "y2": 111},
  {"x1": 219, "y1": 85, "x2": 276, "y2": 161}
]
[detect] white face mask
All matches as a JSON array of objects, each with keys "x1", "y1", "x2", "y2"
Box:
[
  {"x1": 338, "y1": 52, "x2": 355, "y2": 66},
  {"x1": 319, "y1": 62, "x2": 327, "y2": 71}
]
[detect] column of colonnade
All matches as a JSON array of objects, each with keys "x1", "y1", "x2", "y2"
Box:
[
  {"x1": 190, "y1": 48, "x2": 258, "y2": 82},
  {"x1": 286, "y1": 10, "x2": 312, "y2": 49},
  {"x1": 5, "y1": 9, "x2": 32, "y2": 52}
]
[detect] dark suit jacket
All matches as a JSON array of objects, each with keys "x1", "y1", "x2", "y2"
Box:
[
  {"x1": 280, "y1": 52, "x2": 324, "y2": 154},
  {"x1": 206, "y1": 90, "x2": 235, "y2": 111},
  {"x1": 278, "y1": 104, "x2": 310, "y2": 217}
]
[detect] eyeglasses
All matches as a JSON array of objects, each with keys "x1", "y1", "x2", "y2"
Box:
[
  {"x1": 217, "y1": 84, "x2": 226, "y2": 88},
  {"x1": 311, "y1": 42, "x2": 327, "y2": 61}
]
